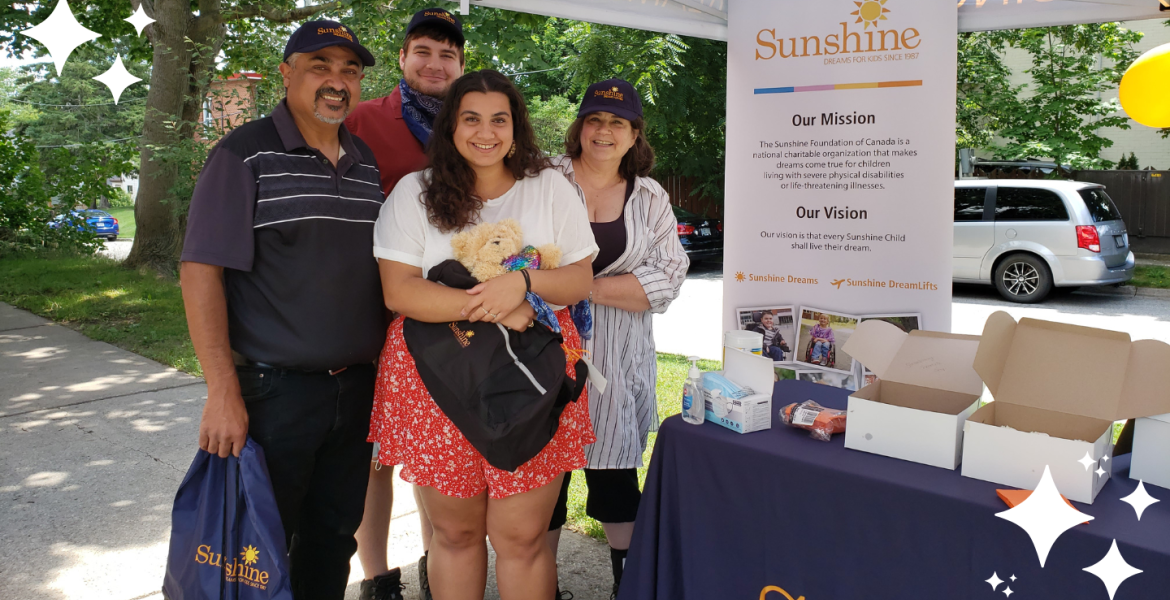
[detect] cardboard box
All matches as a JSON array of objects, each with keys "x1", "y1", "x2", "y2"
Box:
[
  {"x1": 841, "y1": 320, "x2": 984, "y2": 469},
  {"x1": 963, "y1": 312, "x2": 1170, "y2": 504},
  {"x1": 704, "y1": 347, "x2": 773, "y2": 434},
  {"x1": 1130, "y1": 413, "x2": 1170, "y2": 491}
]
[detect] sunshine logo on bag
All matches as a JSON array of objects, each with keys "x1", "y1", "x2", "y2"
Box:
[{"x1": 195, "y1": 543, "x2": 272, "y2": 589}]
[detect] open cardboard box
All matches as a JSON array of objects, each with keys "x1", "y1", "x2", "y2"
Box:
[
  {"x1": 1130, "y1": 413, "x2": 1170, "y2": 491},
  {"x1": 963, "y1": 311, "x2": 1170, "y2": 504},
  {"x1": 704, "y1": 347, "x2": 774, "y2": 434},
  {"x1": 841, "y1": 320, "x2": 984, "y2": 469}
]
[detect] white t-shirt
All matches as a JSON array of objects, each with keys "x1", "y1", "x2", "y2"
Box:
[{"x1": 373, "y1": 168, "x2": 599, "y2": 278}]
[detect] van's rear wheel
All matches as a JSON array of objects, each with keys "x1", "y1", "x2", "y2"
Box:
[{"x1": 994, "y1": 254, "x2": 1052, "y2": 303}]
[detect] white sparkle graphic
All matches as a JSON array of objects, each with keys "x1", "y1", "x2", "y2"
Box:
[
  {"x1": 1083, "y1": 540, "x2": 1142, "y2": 600},
  {"x1": 92, "y1": 55, "x2": 141, "y2": 104},
  {"x1": 1003, "y1": 586, "x2": 1014, "y2": 598},
  {"x1": 1120, "y1": 480, "x2": 1160, "y2": 521},
  {"x1": 18, "y1": 0, "x2": 102, "y2": 77},
  {"x1": 124, "y1": 4, "x2": 155, "y2": 36},
  {"x1": 1100, "y1": 455, "x2": 1109, "y2": 463},
  {"x1": 986, "y1": 572, "x2": 1004, "y2": 591},
  {"x1": 1010, "y1": 575, "x2": 1017, "y2": 582},
  {"x1": 1078, "y1": 451, "x2": 1096, "y2": 471},
  {"x1": 996, "y1": 465, "x2": 1095, "y2": 567},
  {"x1": 1096, "y1": 466, "x2": 1107, "y2": 478}
]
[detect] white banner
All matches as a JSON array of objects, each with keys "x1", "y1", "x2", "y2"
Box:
[{"x1": 723, "y1": 0, "x2": 957, "y2": 344}]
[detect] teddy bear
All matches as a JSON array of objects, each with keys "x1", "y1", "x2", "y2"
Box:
[{"x1": 450, "y1": 219, "x2": 563, "y2": 282}]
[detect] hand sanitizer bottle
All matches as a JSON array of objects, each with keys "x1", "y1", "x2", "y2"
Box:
[{"x1": 681, "y1": 356, "x2": 705, "y2": 425}]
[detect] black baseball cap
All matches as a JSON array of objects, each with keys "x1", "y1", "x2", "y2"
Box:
[
  {"x1": 406, "y1": 8, "x2": 465, "y2": 47},
  {"x1": 284, "y1": 20, "x2": 376, "y2": 67},
  {"x1": 578, "y1": 79, "x2": 643, "y2": 123}
]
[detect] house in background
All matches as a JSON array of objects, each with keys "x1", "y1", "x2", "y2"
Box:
[
  {"x1": 200, "y1": 72, "x2": 262, "y2": 138},
  {"x1": 994, "y1": 18, "x2": 1170, "y2": 170}
]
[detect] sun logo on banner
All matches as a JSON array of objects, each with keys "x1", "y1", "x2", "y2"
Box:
[
  {"x1": 851, "y1": 0, "x2": 891, "y2": 29},
  {"x1": 241, "y1": 545, "x2": 260, "y2": 565},
  {"x1": 735, "y1": 271, "x2": 746, "y2": 282}
]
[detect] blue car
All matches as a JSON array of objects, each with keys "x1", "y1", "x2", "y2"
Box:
[{"x1": 52, "y1": 209, "x2": 121, "y2": 241}]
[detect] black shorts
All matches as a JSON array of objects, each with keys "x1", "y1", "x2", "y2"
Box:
[{"x1": 548, "y1": 468, "x2": 642, "y2": 530}]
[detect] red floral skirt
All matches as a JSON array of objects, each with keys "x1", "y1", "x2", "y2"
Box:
[{"x1": 369, "y1": 309, "x2": 595, "y2": 499}]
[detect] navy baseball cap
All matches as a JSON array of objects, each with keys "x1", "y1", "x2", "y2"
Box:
[
  {"x1": 578, "y1": 79, "x2": 643, "y2": 122},
  {"x1": 284, "y1": 20, "x2": 376, "y2": 67},
  {"x1": 406, "y1": 8, "x2": 465, "y2": 47}
]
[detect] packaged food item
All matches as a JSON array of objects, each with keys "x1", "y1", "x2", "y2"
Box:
[{"x1": 779, "y1": 400, "x2": 847, "y2": 442}]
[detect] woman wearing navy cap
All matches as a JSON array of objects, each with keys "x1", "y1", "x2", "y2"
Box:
[{"x1": 547, "y1": 79, "x2": 689, "y2": 599}]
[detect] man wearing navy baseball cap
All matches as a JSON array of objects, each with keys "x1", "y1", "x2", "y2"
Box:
[
  {"x1": 180, "y1": 19, "x2": 388, "y2": 600},
  {"x1": 344, "y1": 9, "x2": 464, "y2": 600}
]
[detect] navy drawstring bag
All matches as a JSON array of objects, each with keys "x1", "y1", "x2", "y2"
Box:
[{"x1": 162, "y1": 438, "x2": 293, "y2": 600}]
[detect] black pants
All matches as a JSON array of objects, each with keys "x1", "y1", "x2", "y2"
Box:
[
  {"x1": 548, "y1": 468, "x2": 642, "y2": 531},
  {"x1": 238, "y1": 364, "x2": 375, "y2": 600}
]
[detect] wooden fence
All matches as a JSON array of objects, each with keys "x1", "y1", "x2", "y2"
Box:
[
  {"x1": 1074, "y1": 170, "x2": 1170, "y2": 238},
  {"x1": 653, "y1": 174, "x2": 723, "y2": 219}
]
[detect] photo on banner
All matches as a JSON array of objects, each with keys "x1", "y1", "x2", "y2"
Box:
[
  {"x1": 853, "y1": 313, "x2": 923, "y2": 385},
  {"x1": 796, "y1": 368, "x2": 859, "y2": 391},
  {"x1": 796, "y1": 307, "x2": 860, "y2": 374},
  {"x1": 736, "y1": 305, "x2": 797, "y2": 362},
  {"x1": 775, "y1": 362, "x2": 799, "y2": 381}
]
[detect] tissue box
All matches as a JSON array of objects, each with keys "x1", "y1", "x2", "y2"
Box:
[
  {"x1": 962, "y1": 312, "x2": 1170, "y2": 504},
  {"x1": 704, "y1": 348, "x2": 774, "y2": 434},
  {"x1": 1130, "y1": 413, "x2": 1170, "y2": 491},
  {"x1": 841, "y1": 321, "x2": 983, "y2": 470}
]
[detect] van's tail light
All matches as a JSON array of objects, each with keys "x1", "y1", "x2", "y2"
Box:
[
  {"x1": 716, "y1": 223, "x2": 723, "y2": 232},
  {"x1": 1076, "y1": 225, "x2": 1100, "y2": 253},
  {"x1": 677, "y1": 224, "x2": 695, "y2": 236}
]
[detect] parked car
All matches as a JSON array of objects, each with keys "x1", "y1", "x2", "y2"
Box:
[
  {"x1": 953, "y1": 180, "x2": 1134, "y2": 303},
  {"x1": 673, "y1": 205, "x2": 722, "y2": 263},
  {"x1": 51, "y1": 209, "x2": 120, "y2": 241}
]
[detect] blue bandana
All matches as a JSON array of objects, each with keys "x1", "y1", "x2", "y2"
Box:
[{"x1": 399, "y1": 79, "x2": 443, "y2": 145}]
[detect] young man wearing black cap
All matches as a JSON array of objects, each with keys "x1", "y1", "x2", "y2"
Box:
[
  {"x1": 180, "y1": 20, "x2": 387, "y2": 600},
  {"x1": 344, "y1": 8, "x2": 464, "y2": 600}
]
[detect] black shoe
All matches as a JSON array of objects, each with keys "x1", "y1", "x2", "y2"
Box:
[
  {"x1": 610, "y1": 582, "x2": 620, "y2": 600},
  {"x1": 555, "y1": 587, "x2": 574, "y2": 600},
  {"x1": 359, "y1": 568, "x2": 405, "y2": 600},
  {"x1": 418, "y1": 553, "x2": 433, "y2": 600}
]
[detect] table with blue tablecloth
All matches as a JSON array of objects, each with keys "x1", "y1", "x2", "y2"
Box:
[{"x1": 618, "y1": 380, "x2": 1170, "y2": 600}]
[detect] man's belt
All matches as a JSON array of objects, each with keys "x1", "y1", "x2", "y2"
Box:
[{"x1": 232, "y1": 351, "x2": 349, "y2": 376}]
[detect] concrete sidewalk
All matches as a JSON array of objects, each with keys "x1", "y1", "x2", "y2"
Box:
[{"x1": 0, "y1": 302, "x2": 612, "y2": 600}]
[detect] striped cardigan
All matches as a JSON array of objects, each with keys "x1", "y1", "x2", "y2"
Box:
[{"x1": 552, "y1": 156, "x2": 690, "y2": 469}]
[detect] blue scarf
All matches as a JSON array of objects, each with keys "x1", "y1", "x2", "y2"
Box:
[{"x1": 399, "y1": 79, "x2": 443, "y2": 146}]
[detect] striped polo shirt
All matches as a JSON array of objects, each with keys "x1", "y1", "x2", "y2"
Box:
[{"x1": 181, "y1": 99, "x2": 387, "y2": 371}]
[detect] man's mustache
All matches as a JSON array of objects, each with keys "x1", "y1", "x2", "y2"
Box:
[{"x1": 315, "y1": 87, "x2": 350, "y2": 103}]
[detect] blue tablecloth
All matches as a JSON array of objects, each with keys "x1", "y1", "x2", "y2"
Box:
[{"x1": 619, "y1": 380, "x2": 1170, "y2": 600}]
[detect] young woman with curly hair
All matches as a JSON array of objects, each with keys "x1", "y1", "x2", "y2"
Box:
[{"x1": 369, "y1": 69, "x2": 598, "y2": 600}]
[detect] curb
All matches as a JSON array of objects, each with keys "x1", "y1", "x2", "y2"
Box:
[{"x1": 1076, "y1": 286, "x2": 1170, "y2": 299}]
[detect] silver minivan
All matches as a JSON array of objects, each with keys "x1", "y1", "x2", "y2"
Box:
[{"x1": 953, "y1": 180, "x2": 1135, "y2": 303}]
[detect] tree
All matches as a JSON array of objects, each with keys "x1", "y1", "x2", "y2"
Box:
[
  {"x1": 992, "y1": 23, "x2": 1143, "y2": 170},
  {"x1": 955, "y1": 31, "x2": 1018, "y2": 153}
]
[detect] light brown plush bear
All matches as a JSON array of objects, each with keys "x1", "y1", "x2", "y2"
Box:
[{"x1": 450, "y1": 219, "x2": 562, "y2": 282}]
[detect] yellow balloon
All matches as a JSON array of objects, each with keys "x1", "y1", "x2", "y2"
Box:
[{"x1": 1120, "y1": 42, "x2": 1170, "y2": 128}]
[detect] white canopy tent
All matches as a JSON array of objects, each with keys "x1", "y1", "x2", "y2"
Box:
[{"x1": 469, "y1": 0, "x2": 1169, "y2": 39}]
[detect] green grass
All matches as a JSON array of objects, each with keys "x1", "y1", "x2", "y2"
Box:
[
  {"x1": 106, "y1": 207, "x2": 136, "y2": 239},
  {"x1": 0, "y1": 253, "x2": 714, "y2": 541},
  {"x1": 1131, "y1": 265, "x2": 1170, "y2": 289},
  {"x1": 0, "y1": 254, "x2": 198, "y2": 374}
]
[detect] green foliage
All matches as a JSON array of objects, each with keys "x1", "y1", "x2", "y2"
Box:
[
  {"x1": 528, "y1": 95, "x2": 576, "y2": 156},
  {"x1": 0, "y1": 110, "x2": 100, "y2": 256},
  {"x1": 955, "y1": 31, "x2": 1017, "y2": 151},
  {"x1": 12, "y1": 46, "x2": 149, "y2": 148},
  {"x1": 108, "y1": 188, "x2": 135, "y2": 208},
  {"x1": 1117, "y1": 152, "x2": 1140, "y2": 170},
  {"x1": 990, "y1": 24, "x2": 1144, "y2": 170},
  {"x1": 42, "y1": 141, "x2": 138, "y2": 210}
]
